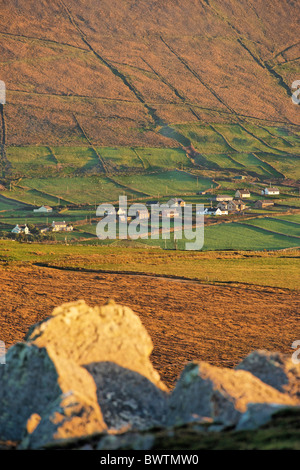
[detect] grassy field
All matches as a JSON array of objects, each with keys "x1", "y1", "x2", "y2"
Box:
[
  {"x1": 113, "y1": 170, "x2": 215, "y2": 197},
  {"x1": 4, "y1": 122, "x2": 300, "y2": 185},
  {"x1": 1, "y1": 206, "x2": 300, "y2": 254},
  {"x1": 241, "y1": 217, "x2": 300, "y2": 237},
  {"x1": 2, "y1": 176, "x2": 148, "y2": 205},
  {"x1": 0, "y1": 240, "x2": 299, "y2": 290},
  {"x1": 137, "y1": 220, "x2": 300, "y2": 252},
  {"x1": 170, "y1": 123, "x2": 300, "y2": 179}
]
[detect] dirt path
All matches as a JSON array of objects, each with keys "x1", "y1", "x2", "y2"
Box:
[{"x1": 0, "y1": 265, "x2": 299, "y2": 388}]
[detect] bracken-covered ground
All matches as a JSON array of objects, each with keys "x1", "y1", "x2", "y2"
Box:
[
  {"x1": 1, "y1": 265, "x2": 299, "y2": 389},
  {"x1": 0, "y1": 0, "x2": 299, "y2": 148}
]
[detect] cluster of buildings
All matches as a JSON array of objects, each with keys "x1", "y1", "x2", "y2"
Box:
[
  {"x1": 11, "y1": 224, "x2": 30, "y2": 235},
  {"x1": 11, "y1": 220, "x2": 74, "y2": 235},
  {"x1": 10, "y1": 186, "x2": 282, "y2": 236},
  {"x1": 198, "y1": 186, "x2": 280, "y2": 216},
  {"x1": 11, "y1": 206, "x2": 73, "y2": 235}
]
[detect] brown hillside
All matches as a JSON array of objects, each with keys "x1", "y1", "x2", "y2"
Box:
[{"x1": 0, "y1": 0, "x2": 299, "y2": 147}]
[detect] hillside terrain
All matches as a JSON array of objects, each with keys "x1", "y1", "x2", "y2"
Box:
[
  {"x1": 0, "y1": 0, "x2": 299, "y2": 203},
  {"x1": 0, "y1": 2, "x2": 299, "y2": 452}
]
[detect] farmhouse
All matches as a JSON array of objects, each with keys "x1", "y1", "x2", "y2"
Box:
[
  {"x1": 11, "y1": 224, "x2": 30, "y2": 235},
  {"x1": 227, "y1": 199, "x2": 246, "y2": 212},
  {"x1": 235, "y1": 189, "x2": 250, "y2": 198},
  {"x1": 215, "y1": 208, "x2": 228, "y2": 215},
  {"x1": 135, "y1": 209, "x2": 149, "y2": 220},
  {"x1": 203, "y1": 207, "x2": 226, "y2": 216},
  {"x1": 212, "y1": 195, "x2": 233, "y2": 202},
  {"x1": 117, "y1": 208, "x2": 126, "y2": 217},
  {"x1": 52, "y1": 221, "x2": 73, "y2": 232},
  {"x1": 233, "y1": 175, "x2": 246, "y2": 180},
  {"x1": 33, "y1": 205, "x2": 53, "y2": 213},
  {"x1": 261, "y1": 187, "x2": 280, "y2": 196},
  {"x1": 254, "y1": 200, "x2": 275, "y2": 209},
  {"x1": 168, "y1": 198, "x2": 185, "y2": 207},
  {"x1": 216, "y1": 202, "x2": 228, "y2": 211}
]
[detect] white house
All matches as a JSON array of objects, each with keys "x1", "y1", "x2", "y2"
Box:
[
  {"x1": 217, "y1": 209, "x2": 228, "y2": 215},
  {"x1": 52, "y1": 221, "x2": 73, "y2": 232},
  {"x1": 213, "y1": 208, "x2": 227, "y2": 216},
  {"x1": 261, "y1": 187, "x2": 280, "y2": 196},
  {"x1": 213, "y1": 195, "x2": 234, "y2": 202},
  {"x1": 162, "y1": 208, "x2": 181, "y2": 218},
  {"x1": 33, "y1": 205, "x2": 53, "y2": 213},
  {"x1": 117, "y1": 208, "x2": 126, "y2": 216},
  {"x1": 11, "y1": 224, "x2": 30, "y2": 235},
  {"x1": 200, "y1": 207, "x2": 225, "y2": 216}
]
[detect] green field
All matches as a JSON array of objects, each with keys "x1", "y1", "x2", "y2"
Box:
[
  {"x1": 113, "y1": 170, "x2": 215, "y2": 197},
  {"x1": 137, "y1": 219, "x2": 300, "y2": 252},
  {"x1": 97, "y1": 147, "x2": 191, "y2": 171},
  {"x1": 241, "y1": 217, "x2": 300, "y2": 237},
  {"x1": 1, "y1": 176, "x2": 148, "y2": 206},
  {"x1": 4, "y1": 123, "x2": 300, "y2": 185},
  {"x1": 0, "y1": 240, "x2": 299, "y2": 290},
  {"x1": 170, "y1": 123, "x2": 300, "y2": 179}
]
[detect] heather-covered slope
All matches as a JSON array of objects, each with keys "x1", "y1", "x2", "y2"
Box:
[{"x1": 0, "y1": 0, "x2": 299, "y2": 148}]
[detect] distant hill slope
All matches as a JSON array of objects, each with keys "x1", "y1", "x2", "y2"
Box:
[{"x1": 0, "y1": 0, "x2": 299, "y2": 149}]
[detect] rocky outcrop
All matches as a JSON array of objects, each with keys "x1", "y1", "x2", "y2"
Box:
[
  {"x1": 0, "y1": 342, "x2": 105, "y2": 447},
  {"x1": 85, "y1": 362, "x2": 168, "y2": 431},
  {"x1": 235, "y1": 403, "x2": 299, "y2": 431},
  {"x1": 25, "y1": 299, "x2": 166, "y2": 392},
  {"x1": 235, "y1": 350, "x2": 300, "y2": 399},
  {"x1": 0, "y1": 299, "x2": 299, "y2": 449},
  {"x1": 0, "y1": 300, "x2": 168, "y2": 448},
  {"x1": 167, "y1": 361, "x2": 298, "y2": 427}
]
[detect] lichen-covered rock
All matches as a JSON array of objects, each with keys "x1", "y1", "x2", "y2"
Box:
[
  {"x1": 236, "y1": 403, "x2": 300, "y2": 431},
  {"x1": 167, "y1": 361, "x2": 298, "y2": 427},
  {"x1": 26, "y1": 299, "x2": 167, "y2": 392},
  {"x1": 0, "y1": 343, "x2": 105, "y2": 445},
  {"x1": 0, "y1": 299, "x2": 169, "y2": 447},
  {"x1": 236, "y1": 350, "x2": 300, "y2": 399},
  {"x1": 85, "y1": 361, "x2": 168, "y2": 431}
]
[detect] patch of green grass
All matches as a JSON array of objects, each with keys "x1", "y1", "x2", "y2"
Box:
[
  {"x1": 113, "y1": 170, "x2": 215, "y2": 197},
  {"x1": 280, "y1": 214, "x2": 300, "y2": 223},
  {"x1": 96, "y1": 147, "x2": 144, "y2": 170},
  {"x1": 0, "y1": 187, "x2": 64, "y2": 207},
  {"x1": 136, "y1": 148, "x2": 191, "y2": 169},
  {"x1": 0, "y1": 240, "x2": 299, "y2": 290},
  {"x1": 242, "y1": 217, "x2": 300, "y2": 237},
  {"x1": 174, "y1": 123, "x2": 234, "y2": 154},
  {"x1": 202, "y1": 222, "x2": 300, "y2": 250},
  {"x1": 7, "y1": 146, "x2": 58, "y2": 177},
  {"x1": 52, "y1": 147, "x2": 100, "y2": 173},
  {"x1": 256, "y1": 153, "x2": 300, "y2": 180},
  {"x1": 2, "y1": 176, "x2": 148, "y2": 206}
]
